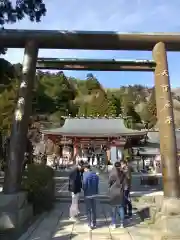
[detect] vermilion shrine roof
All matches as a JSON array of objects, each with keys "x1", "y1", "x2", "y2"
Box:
[{"x1": 42, "y1": 117, "x2": 147, "y2": 137}]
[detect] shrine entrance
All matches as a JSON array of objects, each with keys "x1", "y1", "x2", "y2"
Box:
[{"x1": 0, "y1": 30, "x2": 179, "y2": 201}]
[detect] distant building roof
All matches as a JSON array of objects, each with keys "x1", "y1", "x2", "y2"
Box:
[
  {"x1": 138, "y1": 146, "x2": 160, "y2": 156},
  {"x1": 137, "y1": 130, "x2": 180, "y2": 155},
  {"x1": 147, "y1": 130, "x2": 180, "y2": 147},
  {"x1": 42, "y1": 117, "x2": 147, "y2": 137},
  {"x1": 147, "y1": 131, "x2": 160, "y2": 144}
]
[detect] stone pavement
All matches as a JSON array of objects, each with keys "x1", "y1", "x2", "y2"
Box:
[
  {"x1": 18, "y1": 201, "x2": 155, "y2": 240},
  {"x1": 18, "y1": 171, "x2": 156, "y2": 240}
]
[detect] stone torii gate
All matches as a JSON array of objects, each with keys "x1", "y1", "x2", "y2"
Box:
[
  {"x1": 36, "y1": 56, "x2": 179, "y2": 201},
  {"x1": 0, "y1": 30, "x2": 180, "y2": 233}
]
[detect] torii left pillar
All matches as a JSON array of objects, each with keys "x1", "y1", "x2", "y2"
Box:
[{"x1": 3, "y1": 40, "x2": 38, "y2": 194}]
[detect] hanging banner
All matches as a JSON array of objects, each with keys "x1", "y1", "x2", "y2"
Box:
[
  {"x1": 110, "y1": 146, "x2": 117, "y2": 164},
  {"x1": 117, "y1": 149, "x2": 123, "y2": 160}
]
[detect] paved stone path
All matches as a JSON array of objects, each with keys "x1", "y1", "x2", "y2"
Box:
[
  {"x1": 17, "y1": 171, "x2": 156, "y2": 240},
  {"x1": 18, "y1": 201, "x2": 155, "y2": 240}
]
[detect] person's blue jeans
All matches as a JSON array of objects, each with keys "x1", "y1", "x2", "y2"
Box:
[
  {"x1": 124, "y1": 189, "x2": 132, "y2": 216},
  {"x1": 111, "y1": 205, "x2": 125, "y2": 225},
  {"x1": 84, "y1": 198, "x2": 97, "y2": 226}
]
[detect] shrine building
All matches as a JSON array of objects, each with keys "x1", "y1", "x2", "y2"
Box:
[{"x1": 41, "y1": 117, "x2": 147, "y2": 163}]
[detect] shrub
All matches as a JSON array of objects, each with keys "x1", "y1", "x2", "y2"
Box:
[{"x1": 22, "y1": 164, "x2": 55, "y2": 214}]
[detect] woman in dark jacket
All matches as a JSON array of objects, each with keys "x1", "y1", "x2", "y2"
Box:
[
  {"x1": 108, "y1": 161, "x2": 126, "y2": 229},
  {"x1": 68, "y1": 161, "x2": 84, "y2": 220},
  {"x1": 68, "y1": 165, "x2": 82, "y2": 194}
]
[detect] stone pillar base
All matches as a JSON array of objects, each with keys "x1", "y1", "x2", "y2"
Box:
[
  {"x1": 0, "y1": 192, "x2": 33, "y2": 230},
  {"x1": 153, "y1": 198, "x2": 180, "y2": 239}
]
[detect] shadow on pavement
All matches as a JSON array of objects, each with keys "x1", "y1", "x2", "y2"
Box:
[{"x1": 52, "y1": 233, "x2": 78, "y2": 239}]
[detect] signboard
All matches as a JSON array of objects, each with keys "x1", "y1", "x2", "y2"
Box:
[
  {"x1": 60, "y1": 139, "x2": 72, "y2": 144},
  {"x1": 111, "y1": 139, "x2": 126, "y2": 146}
]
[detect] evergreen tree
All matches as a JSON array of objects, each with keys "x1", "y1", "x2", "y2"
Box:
[
  {"x1": 86, "y1": 74, "x2": 101, "y2": 94},
  {"x1": 87, "y1": 89, "x2": 109, "y2": 116},
  {"x1": 34, "y1": 72, "x2": 77, "y2": 118},
  {"x1": 147, "y1": 88, "x2": 157, "y2": 118},
  {"x1": 78, "y1": 102, "x2": 89, "y2": 116},
  {"x1": 0, "y1": 58, "x2": 16, "y2": 86},
  {"x1": 139, "y1": 88, "x2": 157, "y2": 128},
  {"x1": 125, "y1": 104, "x2": 141, "y2": 123},
  {"x1": 107, "y1": 92, "x2": 122, "y2": 116},
  {"x1": 107, "y1": 98, "x2": 117, "y2": 116},
  {"x1": 0, "y1": 79, "x2": 18, "y2": 134}
]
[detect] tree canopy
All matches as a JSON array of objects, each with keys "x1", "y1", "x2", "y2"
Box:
[
  {"x1": 0, "y1": 0, "x2": 46, "y2": 55},
  {"x1": 0, "y1": 62, "x2": 160, "y2": 134},
  {"x1": 0, "y1": 0, "x2": 46, "y2": 25}
]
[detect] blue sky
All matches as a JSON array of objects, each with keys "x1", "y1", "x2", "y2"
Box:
[{"x1": 4, "y1": 0, "x2": 180, "y2": 88}]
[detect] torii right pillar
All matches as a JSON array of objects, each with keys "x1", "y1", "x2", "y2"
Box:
[{"x1": 153, "y1": 42, "x2": 180, "y2": 238}]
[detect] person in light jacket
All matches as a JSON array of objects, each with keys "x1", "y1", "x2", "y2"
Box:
[{"x1": 108, "y1": 161, "x2": 127, "y2": 229}]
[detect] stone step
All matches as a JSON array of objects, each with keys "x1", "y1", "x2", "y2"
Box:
[
  {"x1": 54, "y1": 195, "x2": 139, "y2": 206},
  {"x1": 55, "y1": 195, "x2": 110, "y2": 203}
]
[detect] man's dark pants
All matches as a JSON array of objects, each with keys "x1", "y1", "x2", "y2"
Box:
[
  {"x1": 124, "y1": 189, "x2": 132, "y2": 216},
  {"x1": 84, "y1": 197, "x2": 97, "y2": 226}
]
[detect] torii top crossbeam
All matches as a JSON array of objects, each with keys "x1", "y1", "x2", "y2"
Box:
[{"x1": 1, "y1": 29, "x2": 180, "y2": 50}]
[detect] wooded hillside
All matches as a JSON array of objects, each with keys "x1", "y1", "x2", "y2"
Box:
[{"x1": 1, "y1": 58, "x2": 180, "y2": 134}]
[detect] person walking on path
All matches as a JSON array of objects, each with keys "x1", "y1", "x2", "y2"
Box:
[
  {"x1": 121, "y1": 159, "x2": 132, "y2": 218},
  {"x1": 82, "y1": 162, "x2": 99, "y2": 231},
  {"x1": 68, "y1": 160, "x2": 84, "y2": 220},
  {"x1": 108, "y1": 161, "x2": 127, "y2": 229}
]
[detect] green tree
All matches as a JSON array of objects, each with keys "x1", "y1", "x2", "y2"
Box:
[
  {"x1": 139, "y1": 88, "x2": 157, "y2": 128},
  {"x1": 107, "y1": 97, "x2": 117, "y2": 116},
  {"x1": 147, "y1": 87, "x2": 157, "y2": 118},
  {"x1": 0, "y1": 79, "x2": 18, "y2": 134},
  {"x1": 0, "y1": 0, "x2": 46, "y2": 55},
  {"x1": 123, "y1": 102, "x2": 141, "y2": 129},
  {"x1": 86, "y1": 74, "x2": 101, "y2": 94},
  {"x1": 35, "y1": 71, "x2": 77, "y2": 119},
  {"x1": 0, "y1": 0, "x2": 46, "y2": 26},
  {"x1": 32, "y1": 79, "x2": 56, "y2": 114},
  {"x1": 107, "y1": 92, "x2": 122, "y2": 116},
  {"x1": 78, "y1": 102, "x2": 89, "y2": 116},
  {"x1": 0, "y1": 58, "x2": 16, "y2": 86},
  {"x1": 87, "y1": 89, "x2": 109, "y2": 116},
  {"x1": 0, "y1": 64, "x2": 164, "y2": 133},
  {"x1": 125, "y1": 104, "x2": 141, "y2": 123},
  {"x1": 122, "y1": 92, "x2": 135, "y2": 107}
]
